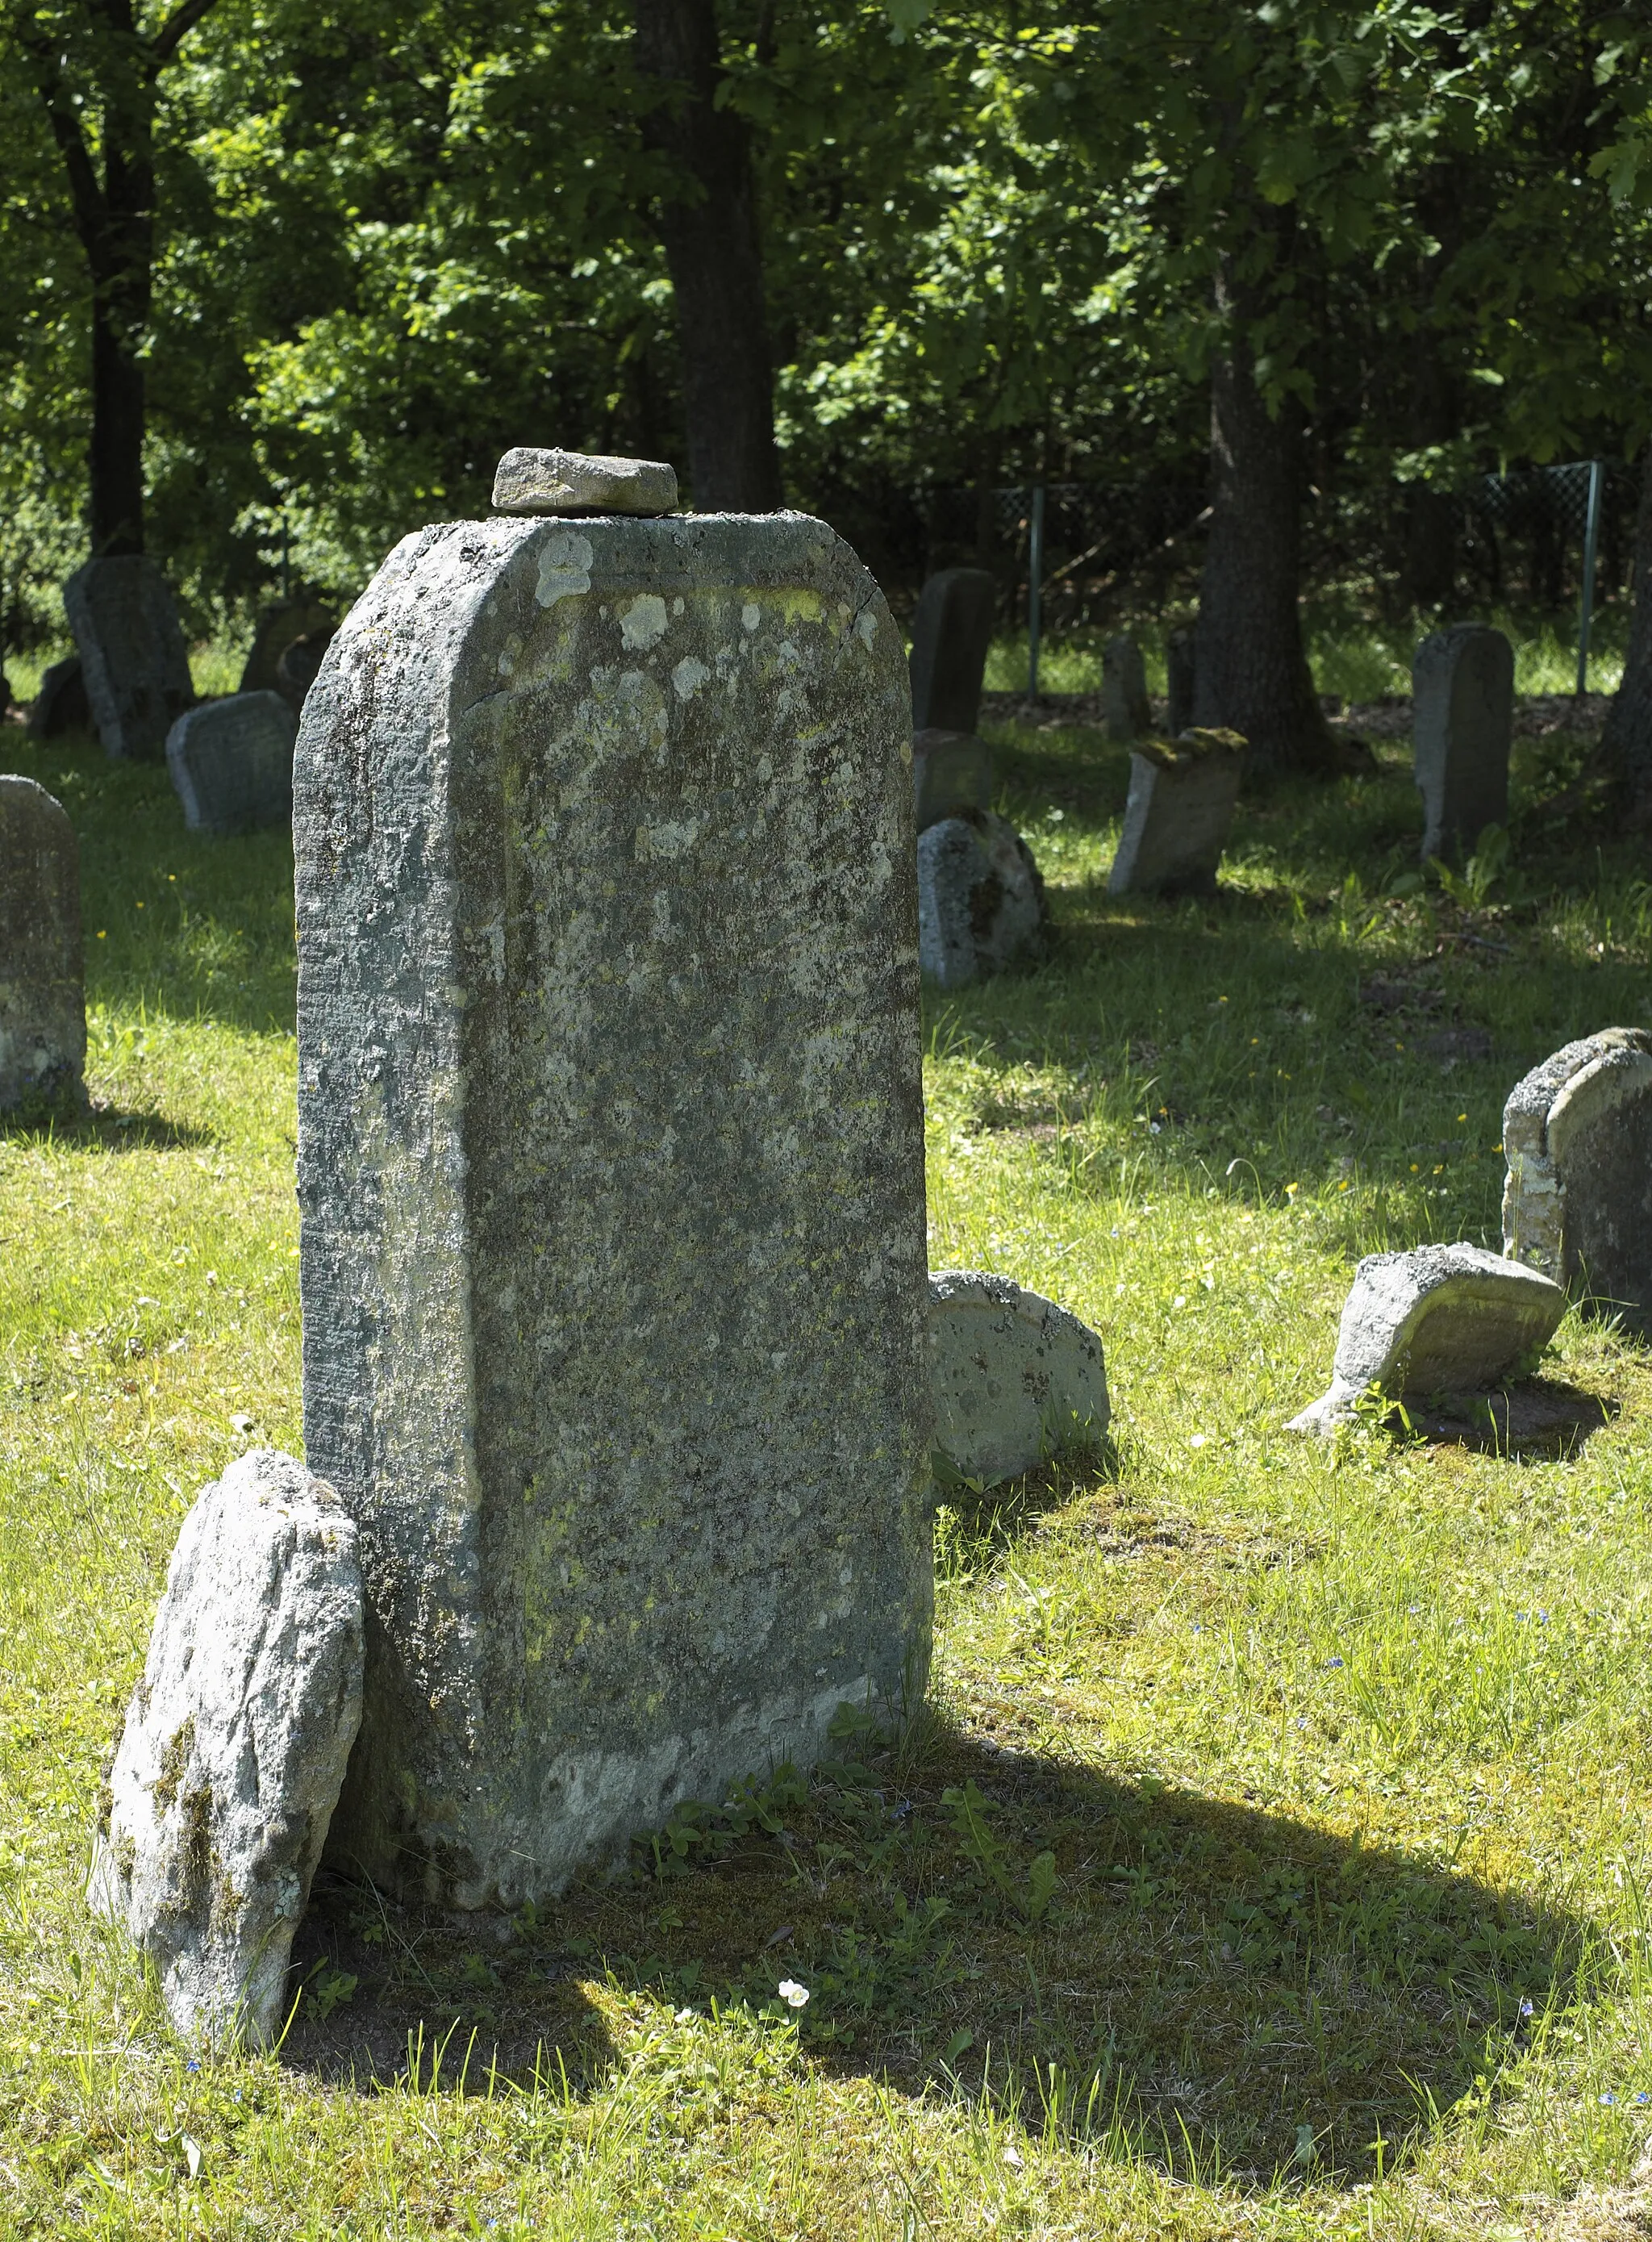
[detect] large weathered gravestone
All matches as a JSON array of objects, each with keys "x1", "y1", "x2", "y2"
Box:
[
  {"x1": 1502, "y1": 1028, "x2": 1652, "y2": 1328},
  {"x1": 1107, "y1": 729, "x2": 1245, "y2": 898},
  {"x1": 1102, "y1": 634, "x2": 1151, "y2": 741},
  {"x1": 294, "y1": 489, "x2": 932, "y2": 1908},
  {"x1": 908, "y1": 567, "x2": 996, "y2": 734},
  {"x1": 90, "y1": 1451, "x2": 364, "y2": 2048},
  {"x1": 928, "y1": 1271, "x2": 1108, "y2": 1482},
  {"x1": 27, "y1": 655, "x2": 90, "y2": 740},
  {"x1": 0, "y1": 776, "x2": 84, "y2": 1108},
  {"x1": 1166, "y1": 627, "x2": 1196, "y2": 738},
  {"x1": 916, "y1": 809, "x2": 1047, "y2": 988},
  {"x1": 166, "y1": 691, "x2": 298, "y2": 837},
  {"x1": 1288, "y1": 1243, "x2": 1564, "y2": 1434},
  {"x1": 239, "y1": 599, "x2": 336, "y2": 700},
  {"x1": 65, "y1": 556, "x2": 194, "y2": 760},
  {"x1": 1412, "y1": 623, "x2": 1513, "y2": 861},
  {"x1": 912, "y1": 727, "x2": 994, "y2": 833}
]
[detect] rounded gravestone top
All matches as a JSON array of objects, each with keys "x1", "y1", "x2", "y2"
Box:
[{"x1": 491, "y1": 448, "x2": 678, "y2": 517}]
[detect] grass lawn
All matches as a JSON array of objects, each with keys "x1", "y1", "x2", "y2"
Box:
[{"x1": 4, "y1": 704, "x2": 1652, "y2": 2237}]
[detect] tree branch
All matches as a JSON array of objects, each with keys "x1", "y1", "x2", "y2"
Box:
[
  {"x1": 147, "y1": 0, "x2": 220, "y2": 68},
  {"x1": 15, "y1": 18, "x2": 106, "y2": 250}
]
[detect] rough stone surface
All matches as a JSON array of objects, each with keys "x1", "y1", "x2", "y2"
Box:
[
  {"x1": 294, "y1": 507, "x2": 931, "y2": 1908},
  {"x1": 239, "y1": 599, "x2": 336, "y2": 697},
  {"x1": 1502, "y1": 1027, "x2": 1652, "y2": 1328},
  {"x1": 492, "y1": 447, "x2": 678, "y2": 516},
  {"x1": 166, "y1": 691, "x2": 298, "y2": 837},
  {"x1": 1107, "y1": 730, "x2": 1245, "y2": 897},
  {"x1": 65, "y1": 556, "x2": 195, "y2": 760},
  {"x1": 908, "y1": 567, "x2": 996, "y2": 734},
  {"x1": 1412, "y1": 623, "x2": 1513, "y2": 860},
  {"x1": 928, "y1": 1271, "x2": 1108, "y2": 1482},
  {"x1": 1288, "y1": 1243, "x2": 1565, "y2": 1434},
  {"x1": 88, "y1": 1451, "x2": 364, "y2": 2048},
  {"x1": 912, "y1": 727, "x2": 994, "y2": 832},
  {"x1": 916, "y1": 809, "x2": 1047, "y2": 989},
  {"x1": 1102, "y1": 634, "x2": 1151, "y2": 741},
  {"x1": 27, "y1": 654, "x2": 90, "y2": 739},
  {"x1": 1166, "y1": 627, "x2": 1196, "y2": 737},
  {"x1": 0, "y1": 776, "x2": 84, "y2": 1108}
]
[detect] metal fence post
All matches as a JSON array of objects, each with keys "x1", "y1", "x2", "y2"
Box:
[
  {"x1": 1576, "y1": 458, "x2": 1604, "y2": 696},
  {"x1": 1027, "y1": 483, "x2": 1045, "y2": 701}
]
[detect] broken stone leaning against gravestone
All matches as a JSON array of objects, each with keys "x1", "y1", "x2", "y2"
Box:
[
  {"x1": 1502, "y1": 1028, "x2": 1652, "y2": 1330},
  {"x1": 908, "y1": 567, "x2": 997, "y2": 734},
  {"x1": 89, "y1": 1450, "x2": 364, "y2": 2048},
  {"x1": 65, "y1": 555, "x2": 195, "y2": 760},
  {"x1": 1412, "y1": 623, "x2": 1513, "y2": 862},
  {"x1": 1102, "y1": 634, "x2": 1151, "y2": 741},
  {"x1": 27, "y1": 654, "x2": 90, "y2": 740},
  {"x1": 0, "y1": 775, "x2": 85, "y2": 1108},
  {"x1": 912, "y1": 726, "x2": 994, "y2": 833},
  {"x1": 928, "y1": 1271, "x2": 1108, "y2": 1482},
  {"x1": 1287, "y1": 1242, "x2": 1565, "y2": 1434},
  {"x1": 916, "y1": 808, "x2": 1048, "y2": 989},
  {"x1": 1108, "y1": 728, "x2": 1245, "y2": 898},
  {"x1": 491, "y1": 446, "x2": 678, "y2": 516},
  {"x1": 166, "y1": 691, "x2": 298, "y2": 837}
]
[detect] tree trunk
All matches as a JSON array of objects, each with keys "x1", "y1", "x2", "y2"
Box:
[
  {"x1": 86, "y1": 142, "x2": 154, "y2": 557},
  {"x1": 1191, "y1": 281, "x2": 1336, "y2": 775},
  {"x1": 1600, "y1": 445, "x2": 1652, "y2": 816},
  {"x1": 634, "y1": 0, "x2": 782, "y2": 512}
]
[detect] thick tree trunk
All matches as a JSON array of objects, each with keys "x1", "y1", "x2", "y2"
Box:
[
  {"x1": 634, "y1": 0, "x2": 782, "y2": 512},
  {"x1": 1600, "y1": 445, "x2": 1652, "y2": 815},
  {"x1": 86, "y1": 145, "x2": 153, "y2": 557},
  {"x1": 1191, "y1": 290, "x2": 1336, "y2": 775}
]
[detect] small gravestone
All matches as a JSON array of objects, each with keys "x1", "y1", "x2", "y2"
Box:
[
  {"x1": 912, "y1": 727, "x2": 994, "y2": 833},
  {"x1": 1288, "y1": 1243, "x2": 1564, "y2": 1434},
  {"x1": 89, "y1": 1451, "x2": 364, "y2": 2048},
  {"x1": 166, "y1": 691, "x2": 297, "y2": 836},
  {"x1": 27, "y1": 655, "x2": 90, "y2": 739},
  {"x1": 239, "y1": 599, "x2": 336, "y2": 699},
  {"x1": 1502, "y1": 1028, "x2": 1652, "y2": 1329},
  {"x1": 1107, "y1": 729, "x2": 1245, "y2": 897},
  {"x1": 1412, "y1": 624, "x2": 1513, "y2": 861},
  {"x1": 65, "y1": 556, "x2": 194, "y2": 760},
  {"x1": 273, "y1": 632, "x2": 333, "y2": 713},
  {"x1": 295, "y1": 460, "x2": 931, "y2": 1907},
  {"x1": 0, "y1": 776, "x2": 84, "y2": 1108},
  {"x1": 1102, "y1": 634, "x2": 1151, "y2": 741},
  {"x1": 917, "y1": 809, "x2": 1047, "y2": 988},
  {"x1": 909, "y1": 567, "x2": 996, "y2": 734},
  {"x1": 928, "y1": 1271, "x2": 1108, "y2": 1482},
  {"x1": 1166, "y1": 627, "x2": 1196, "y2": 737}
]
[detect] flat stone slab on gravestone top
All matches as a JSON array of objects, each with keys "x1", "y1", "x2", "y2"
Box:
[
  {"x1": 1412, "y1": 623, "x2": 1513, "y2": 861},
  {"x1": 1107, "y1": 729, "x2": 1245, "y2": 897},
  {"x1": 912, "y1": 726, "x2": 994, "y2": 833},
  {"x1": 928, "y1": 1271, "x2": 1108, "y2": 1483},
  {"x1": 0, "y1": 775, "x2": 85, "y2": 1108},
  {"x1": 27, "y1": 654, "x2": 90, "y2": 739},
  {"x1": 491, "y1": 446, "x2": 678, "y2": 516},
  {"x1": 295, "y1": 499, "x2": 931, "y2": 1908},
  {"x1": 1287, "y1": 1243, "x2": 1565, "y2": 1434},
  {"x1": 166, "y1": 691, "x2": 298, "y2": 837},
  {"x1": 239, "y1": 599, "x2": 336, "y2": 698},
  {"x1": 1502, "y1": 1027, "x2": 1652, "y2": 1328},
  {"x1": 909, "y1": 567, "x2": 997, "y2": 735},
  {"x1": 916, "y1": 808, "x2": 1048, "y2": 989},
  {"x1": 89, "y1": 1451, "x2": 364, "y2": 2048},
  {"x1": 1102, "y1": 633, "x2": 1151, "y2": 741},
  {"x1": 65, "y1": 556, "x2": 194, "y2": 761}
]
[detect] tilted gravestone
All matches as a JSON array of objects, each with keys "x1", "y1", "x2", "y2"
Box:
[
  {"x1": 916, "y1": 809, "x2": 1047, "y2": 988},
  {"x1": 294, "y1": 464, "x2": 932, "y2": 1908},
  {"x1": 27, "y1": 655, "x2": 90, "y2": 740},
  {"x1": 166, "y1": 691, "x2": 298, "y2": 837},
  {"x1": 912, "y1": 726, "x2": 994, "y2": 833},
  {"x1": 908, "y1": 567, "x2": 996, "y2": 734},
  {"x1": 1166, "y1": 627, "x2": 1196, "y2": 738},
  {"x1": 1102, "y1": 633, "x2": 1151, "y2": 741},
  {"x1": 239, "y1": 599, "x2": 336, "y2": 700},
  {"x1": 928, "y1": 1271, "x2": 1108, "y2": 1482},
  {"x1": 1502, "y1": 1028, "x2": 1652, "y2": 1330},
  {"x1": 65, "y1": 556, "x2": 194, "y2": 760},
  {"x1": 1107, "y1": 729, "x2": 1245, "y2": 898},
  {"x1": 1412, "y1": 623, "x2": 1513, "y2": 861},
  {"x1": 0, "y1": 775, "x2": 85, "y2": 1108}
]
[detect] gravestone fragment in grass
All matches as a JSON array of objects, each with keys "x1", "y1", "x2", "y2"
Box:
[
  {"x1": 294, "y1": 454, "x2": 932, "y2": 1909},
  {"x1": 1107, "y1": 728, "x2": 1245, "y2": 898},
  {"x1": 0, "y1": 774, "x2": 84, "y2": 1108},
  {"x1": 927, "y1": 1271, "x2": 1108, "y2": 1484},
  {"x1": 1503, "y1": 1028, "x2": 1652, "y2": 1333},
  {"x1": 916, "y1": 810, "x2": 1048, "y2": 987}
]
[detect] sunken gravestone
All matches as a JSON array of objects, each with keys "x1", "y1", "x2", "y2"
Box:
[
  {"x1": 916, "y1": 810, "x2": 1047, "y2": 988},
  {"x1": 1502, "y1": 1028, "x2": 1652, "y2": 1330},
  {"x1": 1288, "y1": 1242, "x2": 1564, "y2": 1434},
  {"x1": 1102, "y1": 633, "x2": 1151, "y2": 741},
  {"x1": 65, "y1": 556, "x2": 194, "y2": 760},
  {"x1": 166, "y1": 691, "x2": 298, "y2": 836},
  {"x1": 1412, "y1": 623, "x2": 1513, "y2": 862},
  {"x1": 908, "y1": 566, "x2": 996, "y2": 734},
  {"x1": 91, "y1": 1451, "x2": 364, "y2": 2048},
  {"x1": 294, "y1": 458, "x2": 932, "y2": 1908},
  {"x1": 27, "y1": 654, "x2": 89, "y2": 740},
  {"x1": 1107, "y1": 729, "x2": 1245, "y2": 898},
  {"x1": 912, "y1": 727, "x2": 994, "y2": 833},
  {"x1": 928, "y1": 1271, "x2": 1108, "y2": 1482},
  {"x1": 0, "y1": 775, "x2": 84, "y2": 1108}
]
